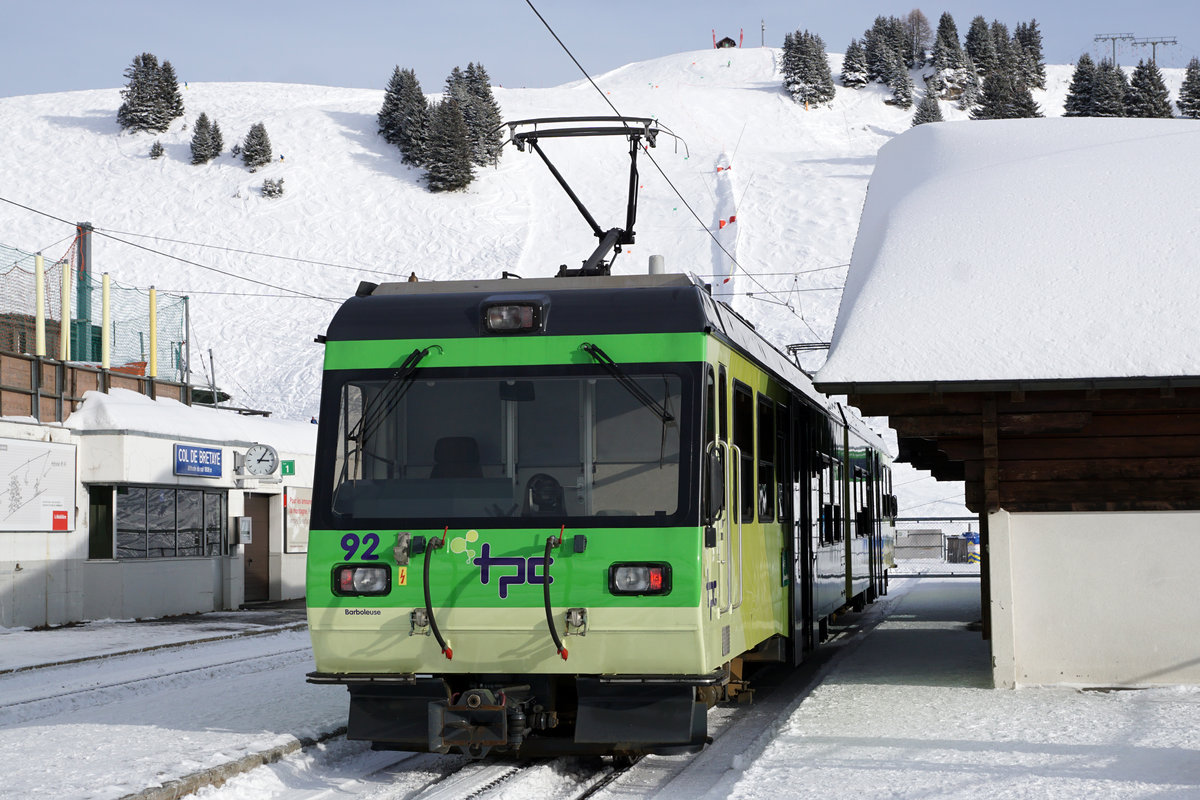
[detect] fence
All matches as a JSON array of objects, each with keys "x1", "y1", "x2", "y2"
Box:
[
  {"x1": 893, "y1": 517, "x2": 981, "y2": 576},
  {"x1": 0, "y1": 241, "x2": 188, "y2": 382}
]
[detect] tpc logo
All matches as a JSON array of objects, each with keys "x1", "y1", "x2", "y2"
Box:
[{"x1": 473, "y1": 543, "x2": 554, "y2": 599}]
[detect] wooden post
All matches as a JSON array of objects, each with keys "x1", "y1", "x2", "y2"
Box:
[
  {"x1": 101, "y1": 273, "x2": 111, "y2": 369},
  {"x1": 148, "y1": 286, "x2": 157, "y2": 379},
  {"x1": 34, "y1": 254, "x2": 46, "y2": 356}
]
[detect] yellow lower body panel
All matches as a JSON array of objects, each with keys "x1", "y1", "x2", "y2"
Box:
[{"x1": 309, "y1": 605, "x2": 710, "y2": 675}]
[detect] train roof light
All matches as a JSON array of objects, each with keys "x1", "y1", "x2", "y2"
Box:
[{"x1": 484, "y1": 303, "x2": 539, "y2": 333}]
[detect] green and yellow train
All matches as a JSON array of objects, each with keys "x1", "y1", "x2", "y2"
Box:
[{"x1": 305, "y1": 271, "x2": 895, "y2": 757}]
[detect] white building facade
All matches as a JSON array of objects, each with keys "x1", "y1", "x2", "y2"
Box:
[{"x1": 0, "y1": 395, "x2": 315, "y2": 628}]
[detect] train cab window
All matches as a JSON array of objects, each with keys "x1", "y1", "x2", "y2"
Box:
[
  {"x1": 329, "y1": 371, "x2": 683, "y2": 521},
  {"x1": 756, "y1": 394, "x2": 775, "y2": 523},
  {"x1": 732, "y1": 381, "x2": 755, "y2": 523}
]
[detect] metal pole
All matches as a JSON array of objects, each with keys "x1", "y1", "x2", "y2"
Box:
[
  {"x1": 76, "y1": 222, "x2": 93, "y2": 361},
  {"x1": 208, "y1": 348, "x2": 218, "y2": 407}
]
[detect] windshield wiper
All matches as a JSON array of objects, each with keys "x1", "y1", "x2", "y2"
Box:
[
  {"x1": 580, "y1": 342, "x2": 674, "y2": 423},
  {"x1": 340, "y1": 346, "x2": 440, "y2": 488}
]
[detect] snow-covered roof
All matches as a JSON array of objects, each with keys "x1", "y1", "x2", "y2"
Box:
[
  {"x1": 63, "y1": 389, "x2": 317, "y2": 455},
  {"x1": 817, "y1": 118, "x2": 1200, "y2": 389}
]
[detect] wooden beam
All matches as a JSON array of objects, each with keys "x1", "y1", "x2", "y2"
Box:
[
  {"x1": 939, "y1": 434, "x2": 1200, "y2": 461},
  {"x1": 891, "y1": 411, "x2": 1091, "y2": 438},
  {"x1": 962, "y1": 456, "x2": 1200, "y2": 482},
  {"x1": 983, "y1": 396, "x2": 999, "y2": 513}
]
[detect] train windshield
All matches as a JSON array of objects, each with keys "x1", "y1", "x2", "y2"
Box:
[{"x1": 325, "y1": 368, "x2": 685, "y2": 523}]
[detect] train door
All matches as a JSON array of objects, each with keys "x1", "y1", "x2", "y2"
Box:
[
  {"x1": 788, "y1": 397, "x2": 813, "y2": 663},
  {"x1": 713, "y1": 364, "x2": 733, "y2": 616}
]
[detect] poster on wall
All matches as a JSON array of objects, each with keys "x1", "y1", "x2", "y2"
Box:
[
  {"x1": 0, "y1": 438, "x2": 76, "y2": 532},
  {"x1": 284, "y1": 486, "x2": 311, "y2": 553}
]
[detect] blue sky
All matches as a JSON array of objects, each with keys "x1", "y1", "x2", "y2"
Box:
[{"x1": 2, "y1": 1, "x2": 1197, "y2": 98}]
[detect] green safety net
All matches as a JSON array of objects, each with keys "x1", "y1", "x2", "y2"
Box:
[{"x1": 0, "y1": 241, "x2": 188, "y2": 382}]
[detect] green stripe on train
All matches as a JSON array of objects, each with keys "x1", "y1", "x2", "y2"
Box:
[
  {"x1": 306, "y1": 526, "x2": 702, "y2": 608},
  {"x1": 323, "y1": 333, "x2": 707, "y2": 370}
]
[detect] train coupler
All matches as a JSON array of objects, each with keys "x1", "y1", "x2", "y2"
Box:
[{"x1": 428, "y1": 689, "x2": 529, "y2": 757}]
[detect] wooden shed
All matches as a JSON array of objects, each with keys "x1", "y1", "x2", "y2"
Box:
[{"x1": 816, "y1": 118, "x2": 1200, "y2": 687}]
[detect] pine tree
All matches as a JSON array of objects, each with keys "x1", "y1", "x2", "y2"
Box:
[
  {"x1": 1091, "y1": 59, "x2": 1128, "y2": 117},
  {"x1": 1179, "y1": 57, "x2": 1200, "y2": 118},
  {"x1": 399, "y1": 70, "x2": 432, "y2": 165},
  {"x1": 1125, "y1": 60, "x2": 1173, "y2": 118},
  {"x1": 912, "y1": 93, "x2": 943, "y2": 125},
  {"x1": 149, "y1": 140, "x2": 164, "y2": 159},
  {"x1": 377, "y1": 66, "x2": 406, "y2": 145},
  {"x1": 957, "y1": 53, "x2": 981, "y2": 111},
  {"x1": 157, "y1": 61, "x2": 185, "y2": 129},
  {"x1": 841, "y1": 38, "x2": 869, "y2": 88},
  {"x1": 242, "y1": 122, "x2": 273, "y2": 171},
  {"x1": 886, "y1": 49, "x2": 913, "y2": 109},
  {"x1": 931, "y1": 12, "x2": 970, "y2": 99},
  {"x1": 116, "y1": 52, "x2": 184, "y2": 133},
  {"x1": 117, "y1": 53, "x2": 163, "y2": 132},
  {"x1": 466, "y1": 63, "x2": 504, "y2": 166},
  {"x1": 964, "y1": 16, "x2": 997, "y2": 81},
  {"x1": 784, "y1": 30, "x2": 835, "y2": 106},
  {"x1": 1063, "y1": 54, "x2": 1097, "y2": 116},
  {"x1": 972, "y1": 68, "x2": 1041, "y2": 120},
  {"x1": 190, "y1": 112, "x2": 213, "y2": 164},
  {"x1": 209, "y1": 120, "x2": 223, "y2": 158},
  {"x1": 863, "y1": 17, "x2": 895, "y2": 84},
  {"x1": 1014, "y1": 19, "x2": 1046, "y2": 89},
  {"x1": 425, "y1": 97, "x2": 474, "y2": 192}
]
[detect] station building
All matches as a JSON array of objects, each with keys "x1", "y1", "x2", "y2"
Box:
[
  {"x1": 0, "y1": 381, "x2": 315, "y2": 629},
  {"x1": 816, "y1": 118, "x2": 1200, "y2": 688}
]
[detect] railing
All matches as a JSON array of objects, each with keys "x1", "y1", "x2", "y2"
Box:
[{"x1": 892, "y1": 517, "x2": 981, "y2": 576}]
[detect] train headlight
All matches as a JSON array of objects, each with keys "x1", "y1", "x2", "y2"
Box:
[
  {"x1": 483, "y1": 302, "x2": 542, "y2": 333},
  {"x1": 333, "y1": 565, "x2": 391, "y2": 596},
  {"x1": 609, "y1": 563, "x2": 671, "y2": 596}
]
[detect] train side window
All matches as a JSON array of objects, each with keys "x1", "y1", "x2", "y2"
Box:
[
  {"x1": 718, "y1": 365, "x2": 728, "y2": 442},
  {"x1": 776, "y1": 403, "x2": 790, "y2": 522},
  {"x1": 732, "y1": 381, "x2": 755, "y2": 523},
  {"x1": 757, "y1": 394, "x2": 775, "y2": 523}
]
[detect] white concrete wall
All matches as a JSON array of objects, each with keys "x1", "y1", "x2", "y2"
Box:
[
  {"x1": 989, "y1": 509, "x2": 1200, "y2": 687},
  {"x1": 1, "y1": 421, "x2": 311, "y2": 627},
  {"x1": 0, "y1": 422, "x2": 88, "y2": 628}
]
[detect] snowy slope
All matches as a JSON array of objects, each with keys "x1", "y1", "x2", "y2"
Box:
[{"x1": 0, "y1": 51, "x2": 1187, "y2": 516}]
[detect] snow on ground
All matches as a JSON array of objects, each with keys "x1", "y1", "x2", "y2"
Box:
[
  {"x1": 4, "y1": 579, "x2": 1197, "y2": 799},
  {"x1": 721, "y1": 580, "x2": 1200, "y2": 800}
]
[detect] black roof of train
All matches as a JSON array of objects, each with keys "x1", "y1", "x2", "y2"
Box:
[
  {"x1": 326, "y1": 274, "x2": 715, "y2": 339},
  {"x1": 324, "y1": 273, "x2": 829, "y2": 406}
]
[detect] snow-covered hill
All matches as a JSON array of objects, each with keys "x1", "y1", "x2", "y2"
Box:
[{"x1": 0, "y1": 50, "x2": 1187, "y2": 515}]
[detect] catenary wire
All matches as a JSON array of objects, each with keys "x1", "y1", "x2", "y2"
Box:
[
  {"x1": 522, "y1": 0, "x2": 825, "y2": 342},
  {"x1": 0, "y1": 194, "x2": 337, "y2": 303}
]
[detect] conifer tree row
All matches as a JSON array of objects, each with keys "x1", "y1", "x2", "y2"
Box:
[
  {"x1": 376, "y1": 61, "x2": 504, "y2": 192},
  {"x1": 782, "y1": 30, "x2": 835, "y2": 106},
  {"x1": 1179, "y1": 57, "x2": 1200, "y2": 118},
  {"x1": 117, "y1": 52, "x2": 185, "y2": 133}
]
